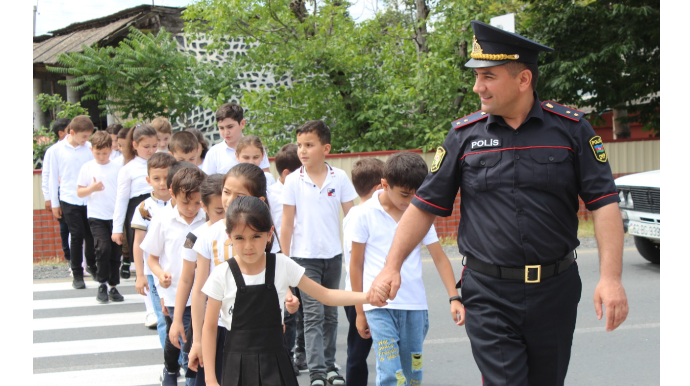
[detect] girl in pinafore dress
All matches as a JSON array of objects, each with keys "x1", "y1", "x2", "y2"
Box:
[{"x1": 200, "y1": 196, "x2": 389, "y2": 386}]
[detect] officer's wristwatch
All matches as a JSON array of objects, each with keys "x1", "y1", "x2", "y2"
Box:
[{"x1": 449, "y1": 295, "x2": 462, "y2": 304}]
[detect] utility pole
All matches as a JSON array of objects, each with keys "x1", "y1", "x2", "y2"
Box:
[{"x1": 33, "y1": 5, "x2": 37, "y2": 36}]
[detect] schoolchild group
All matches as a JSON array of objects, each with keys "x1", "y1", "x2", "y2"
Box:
[{"x1": 41, "y1": 102, "x2": 465, "y2": 386}]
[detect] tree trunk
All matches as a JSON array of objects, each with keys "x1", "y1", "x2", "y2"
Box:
[
  {"x1": 612, "y1": 107, "x2": 631, "y2": 139},
  {"x1": 414, "y1": 0, "x2": 430, "y2": 115}
]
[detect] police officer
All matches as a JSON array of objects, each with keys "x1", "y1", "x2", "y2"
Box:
[{"x1": 368, "y1": 20, "x2": 629, "y2": 385}]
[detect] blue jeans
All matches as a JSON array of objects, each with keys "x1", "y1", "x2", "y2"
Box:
[
  {"x1": 167, "y1": 305, "x2": 195, "y2": 386},
  {"x1": 365, "y1": 309, "x2": 429, "y2": 386},
  {"x1": 147, "y1": 275, "x2": 167, "y2": 350}
]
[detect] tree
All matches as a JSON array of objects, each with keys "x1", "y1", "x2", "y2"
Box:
[
  {"x1": 33, "y1": 93, "x2": 88, "y2": 168},
  {"x1": 524, "y1": 0, "x2": 660, "y2": 136}
]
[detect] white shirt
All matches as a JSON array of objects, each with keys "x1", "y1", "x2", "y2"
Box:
[
  {"x1": 342, "y1": 205, "x2": 365, "y2": 292},
  {"x1": 202, "y1": 253, "x2": 305, "y2": 330},
  {"x1": 76, "y1": 160, "x2": 121, "y2": 220},
  {"x1": 41, "y1": 142, "x2": 59, "y2": 201},
  {"x1": 280, "y1": 164, "x2": 358, "y2": 258},
  {"x1": 265, "y1": 171, "x2": 276, "y2": 186},
  {"x1": 48, "y1": 139, "x2": 94, "y2": 207},
  {"x1": 191, "y1": 220, "x2": 234, "y2": 268},
  {"x1": 201, "y1": 140, "x2": 270, "y2": 175},
  {"x1": 140, "y1": 206, "x2": 207, "y2": 307},
  {"x1": 110, "y1": 149, "x2": 122, "y2": 160},
  {"x1": 113, "y1": 156, "x2": 153, "y2": 232},
  {"x1": 131, "y1": 194, "x2": 172, "y2": 275},
  {"x1": 350, "y1": 190, "x2": 439, "y2": 312},
  {"x1": 267, "y1": 181, "x2": 285, "y2": 254}
]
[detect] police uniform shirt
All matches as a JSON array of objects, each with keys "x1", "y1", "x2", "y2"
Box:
[{"x1": 412, "y1": 94, "x2": 620, "y2": 267}]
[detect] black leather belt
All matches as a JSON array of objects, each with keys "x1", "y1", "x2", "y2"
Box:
[{"x1": 465, "y1": 251, "x2": 575, "y2": 283}]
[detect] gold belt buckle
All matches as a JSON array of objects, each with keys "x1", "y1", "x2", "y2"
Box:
[{"x1": 525, "y1": 265, "x2": 541, "y2": 283}]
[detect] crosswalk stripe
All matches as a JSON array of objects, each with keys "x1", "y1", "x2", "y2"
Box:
[
  {"x1": 33, "y1": 295, "x2": 144, "y2": 310},
  {"x1": 33, "y1": 280, "x2": 136, "y2": 293},
  {"x1": 34, "y1": 335, "x2": 161, "y2": 358},
  {"x1": 33, "y1": 311, "x2": 145, "y2": 331},
  {"x1": 33, "y1": 364, "x2": 167, "y2": 386}
]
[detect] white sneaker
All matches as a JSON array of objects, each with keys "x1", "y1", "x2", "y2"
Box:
[{"x1": 145, "y1": 312, "x2": 157, "y2": 329}]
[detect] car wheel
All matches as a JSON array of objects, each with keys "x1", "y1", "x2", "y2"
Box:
[{"x1": 634, "y1": 236, "x2": 660, "y2": 264}]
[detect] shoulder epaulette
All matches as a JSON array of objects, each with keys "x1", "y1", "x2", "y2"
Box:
[
  {"x1": 138, "y1": 201, "x2": 151, "y2": 221},
  {"x1": 541, "y1": 100, "x2": 584, "y2": 122},
  {"x1": 451, "y1": 110, "x2": 489, "y2": 130}
]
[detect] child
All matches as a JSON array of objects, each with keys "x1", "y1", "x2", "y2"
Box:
[
  {"x1": 111, "y1": 126, "x2": 130, "y2": 166},
  {"x1": 151, "y1": 116, "x2": 173, "y2": 152},
  {"x1": 106, "y1": 123, "x2": 123, "y2": 160},
  {"x1": 48, "y1": 115, "x2": 96, "y2": 290},
  {"x1": 200, "y1": 196, "x2": 390, "y2": 386},
  {"x1": 131, "y1": 152, "x2": 177, "y2": 341},
  {"x1": 235, "y1": 135, "x2": 276, "y2": 186},
  {"x1": 76, "y1": 131, "x2": 124, "y2": 302},
  {"x1": 201, "y1": 103, "x2": 270, "y2": 175},
  {"x1": 142, "y1": 167, "x2": 208, "y2": 386},
  {"x1": 169, "y1": 131, "x2": 200, "y2": 165},
  {"x1": 185, "y1": 127, "x2": 209, "y2": 167},
  {"x1": 41, "y1": 118, "x2": 72, "y2": 264},
  {"x1": 342, "y1": 157, "x2": 384, "y2": 385},
  {"x1": 280, "y1": 120, "x2": 358, "y2": 386},
  {"x1": 349, "y1": 152, "x2": 465, "y2": 386},
  {"x1": 112, "y1": 124, "x2": 159, "y2": 279}
]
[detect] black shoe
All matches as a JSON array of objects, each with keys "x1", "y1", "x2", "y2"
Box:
[
  {"x1": 160, "y1": 369, "x2": 177, "y2": 386},
  {"x1": 120, "y1": 263, "x2": 131, "y2": 279},
  {"x1": 86, "y1": 265, "x2": 98, "y2": 281},
  {"x1": 295, "y1": 351, "x2": 308, "y2": 370},
  {"x1": 108, "y1": 287, "x2": 124, "y2": 302},
  {"x1": 72, "y1": 277, "x2": 86, "y2": 289},
  {"x1": 96, "y1": 284, "x2": 108, "y2": 303},
  {"x1": 292, "y1": 360, "x2": 300, "y2": 376}
]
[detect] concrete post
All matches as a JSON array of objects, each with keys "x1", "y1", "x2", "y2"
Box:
[
  {"x1": 33, "y1": 78, "x2": 45, "y2": 130},
  {"x1": 65, "y1": 75, "x2": 79, "y2": 104}
]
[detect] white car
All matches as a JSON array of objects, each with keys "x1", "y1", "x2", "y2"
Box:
[{"x1": 614, "y1": 170, "x2": 660, "y2": 263}]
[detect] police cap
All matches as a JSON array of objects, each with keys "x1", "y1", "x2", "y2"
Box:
[{"x1": 465, "y1": 20, "x2": 554, "y2": 68}]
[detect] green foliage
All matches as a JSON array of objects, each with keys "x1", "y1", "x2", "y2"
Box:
[
  {"x1": 33, "y1": 93, "x2": 89, "y2": 168},
  {"x1": 48, "y1": 27, "x2": 243, "y2": 126},
  {"x1": 524, "y1": 0, "x2": 660, "y2": 133},
  {"x1": 33, "y1": 125, "x2": 54, "y2": 169}
]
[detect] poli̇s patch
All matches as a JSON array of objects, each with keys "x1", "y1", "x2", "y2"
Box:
[
  {"x1": 589, "y1": 136, "x2": 607, "y2": 163},
  {"x1": 431, "y1": 147, "x2": 446, "y2": 173}
]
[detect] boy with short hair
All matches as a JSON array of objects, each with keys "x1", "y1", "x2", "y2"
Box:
[
  {"x1": 76, "y1": 131, "x2": 124, "y2": 302},
  {"x1": 349, "y1": 152, "x2": 464, "y2": 386},
  {"x1": 142, "y1": 167, "x2": 207, "y2": 386},
  {"x1": 342, "y1": 157, "x2": 384, "y2": 385},
  {"x1": 106, "y1": 123, "x2": 123, "y2": 160},
  {"x1": 41, "y1": 118, "x2": 72, "y2": 264},
  {"x1": 201, "y1": 102, "x2": 270, "y2": 175},
  {"x1": 48, "y1": 115, "x2": 96, "y2": 290},
  {"x1": 280, "y1": 120, "x2": 358, "y2": 386},
  {"x1": 151, "y1": 117, "x2": 173, "y2": 152},
  {"x1": 131, "y1": 152, "x2": 177, "y2": 337},
  {"x1": 168, "y1": 131, "x2": 200, "y2": 165}
]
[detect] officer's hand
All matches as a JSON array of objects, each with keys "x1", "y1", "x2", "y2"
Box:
[
  {"x1": 451, "y1": 301, "x2": 465, "y2": 326},
  {"x1": 356, "y1": 313, "x2": 371, "y2": 339},
  {"x1": 593, "y1": 278, "x2": 629, "y2": 331},
  {"x1": 367, "y1": 265, "x2": 400, "y2": 306}
]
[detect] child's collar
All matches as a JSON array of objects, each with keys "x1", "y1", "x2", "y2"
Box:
[{"x1": 299, "y1": 162, "x2": 334, "y2": 178}]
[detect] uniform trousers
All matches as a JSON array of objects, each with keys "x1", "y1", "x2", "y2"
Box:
[
  {"x1": 87, "y1": 218, "x2": 121, "y2": 286},
  {"x1": 461, "y1": 262, "x2": 582, "y2": 386},
  {"x1": 60, "y1": 201, "x2": 95, "y2": 278}
]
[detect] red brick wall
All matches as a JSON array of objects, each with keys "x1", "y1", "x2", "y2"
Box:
[{"x1": 33, "y1": 209, "x2": 66, "y2": 262}]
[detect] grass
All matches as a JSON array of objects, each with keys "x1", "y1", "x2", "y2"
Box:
[
  {"x1": 33, "y1": 256, "x2": 69, "y2": 266},
  {"x1": 577, "y1": 219, "x2": 595, "y2": 238}
]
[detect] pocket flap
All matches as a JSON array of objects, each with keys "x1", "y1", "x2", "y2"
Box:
[
  {"x1": 464, "y1": 151, "x2": 502, "y2": 167},
  {"x1": 529, "y1": 148, "x2": 569, "y2": 164}
]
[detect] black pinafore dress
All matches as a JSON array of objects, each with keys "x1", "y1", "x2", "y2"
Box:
[{"x1": 222, "y1": 253, "x2": 298, "y2": 386}]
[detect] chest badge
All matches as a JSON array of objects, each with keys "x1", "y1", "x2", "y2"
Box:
[
  {"x1": 589, "y1": 136, "x2": 607, "y2": 163},
  {"x1": 431, "y1": 147, "x2": 446, "y2": 173},
  {"x1": 327, "y1": 188, "x2": 336, "y2": 197},
  {"x1": 471, "y1": 138, "x2": 502, "y2": 150}
]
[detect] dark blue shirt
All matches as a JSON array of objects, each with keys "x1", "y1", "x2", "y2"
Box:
[{"x1": 412, "y1": 95, "x2": 619, "y2": 266}]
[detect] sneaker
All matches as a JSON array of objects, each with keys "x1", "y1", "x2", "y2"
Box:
[
  {"x1": 294, "y1": 351, "x2": 308, "y2": 371},
  {"x1": 72, "y1": 277, "x2": 85, "y2": 289},
  {"x1": 160, "y1": 369, "x2": 177, "y2": 386},
  {"x1": 85, "y1": 265, "x2": 98, "y2": 281},
  {"x1": 108, "y1": 287, "x2": 124, "y2": 302},
  {"x1": 145, "y1": 312, "x2": 158, "y2": 329},
  {"x1": 96, "y1": 284, "x2": 108, "y2": 303},
  {"x1": 120, "y1": 263, "x2": 131, "y2": 279},
  {"x1": 310, "y1": 378, "x2": 326, "y2": 386}
]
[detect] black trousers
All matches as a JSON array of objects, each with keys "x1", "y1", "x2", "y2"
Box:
[
  {"x1": 58, "y1": 215, "x2": 71, "y2": 261},
  {"x1": 344, "y1": 305, "x2": 373, "y2": 386},
  {"x1": 183, "y1": 323, "x2": 226, "y2": 385},
  {"x1": 60, "y1": 201, "x2": 95, "y2": 278},
  {"x1": 87, "y1": 218, "x2": 122, "y2": 286},
  {"x1": 461, "y1": 263, "x2": 582, "y2": 386},
  {"x1": 122, "y1": 193, "x2": 149, "y2": 262}
]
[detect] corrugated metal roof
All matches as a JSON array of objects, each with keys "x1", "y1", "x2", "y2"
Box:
[{"x1": 33, "y1": 15, "x2": 139, "y2": 65}]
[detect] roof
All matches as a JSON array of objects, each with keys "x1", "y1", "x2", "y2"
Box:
[{"x1": 33, "y1": 5, "x2": 184, "y2": 66}]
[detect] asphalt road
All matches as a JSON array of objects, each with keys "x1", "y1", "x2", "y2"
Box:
[{"x1": 33, "y1": 240, "x2": 659, "y2": 385}]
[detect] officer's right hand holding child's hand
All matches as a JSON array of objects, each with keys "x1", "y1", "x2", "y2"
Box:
[
  {"x1": 356, "y1": 313, "x2": 371, "y2": 339},
  {"x1": 135, "y1": 273, "x2": 149, "y2": 295},
  {"x1": 158, "y1": 272, "x2": 172, "y2": 288}
]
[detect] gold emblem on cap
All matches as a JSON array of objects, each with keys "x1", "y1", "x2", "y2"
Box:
[
  {"x1": 566, "y1": 110, "x2": 571, "y2": 114},
  {"x1": 574, "y1": 113, "x2": 579, "y2": 116},
  {"x1": 546, "y1": 103, "x2": 554, "y2": 108},
  {"x1": 470, "y1": 35, "x2": 520, "y2": 61},
  {"x1": 481, "y1": 112, "x2": 487, "y2": 115},
  {"x1": 464, "y1": 119, "x2": 469, "y2": 122}
]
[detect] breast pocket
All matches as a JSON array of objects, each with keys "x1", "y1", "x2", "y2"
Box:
[
  {"x1": 528, "y1": 148, "x2": 574, "y2": 192},
  {"x1": 463, "y1": 152, "x2": 502, "y2": 193}
]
